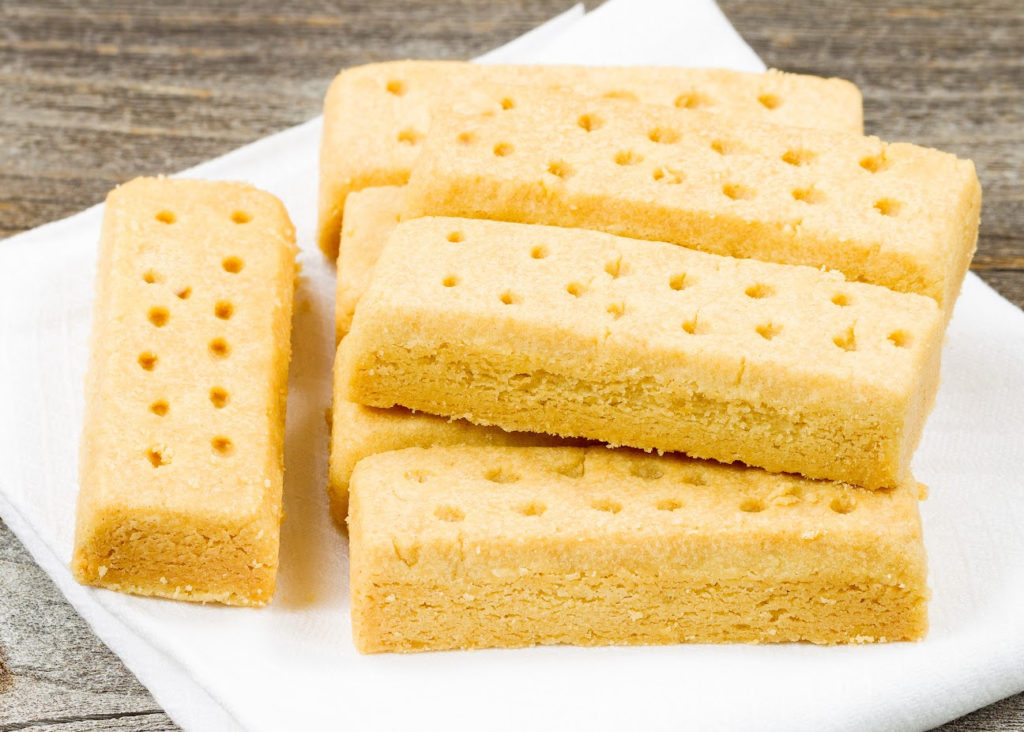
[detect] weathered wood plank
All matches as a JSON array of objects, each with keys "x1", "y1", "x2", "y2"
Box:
[{"x1": 0, "y1": 521, "x2": 175, "y2": 730}]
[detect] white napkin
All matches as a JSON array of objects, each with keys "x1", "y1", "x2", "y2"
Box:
[{"x1": 2, "y1": 1, "x2": 1022, "y2": 730}]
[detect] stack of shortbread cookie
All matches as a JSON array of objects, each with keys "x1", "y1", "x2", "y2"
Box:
[
  {"x1": 326, "y1": 61, "x2": 980, "y2": 652},
  {"x1": 69, "y1": 59, "x2": 981, "y2": 651}
]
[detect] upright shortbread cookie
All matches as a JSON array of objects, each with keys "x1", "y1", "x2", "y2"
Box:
[
  {"x1": 318, "y1": 61, "x2": 863, "y2": 256},
  {"x1": 73, "y1": 177, "x2": 296, "y2": 606},
  {"x1": 343, "y1": 218, "x2": 944, "y2": 489},
  {"x1": 402, "y1": 88, "x2": 981, "y2": 317},
  {"x1": 335, "y1": 186, "x2": 404, "y2": 341},
  {"x1": 349, "y1": 446, "x2": 929, "y2": 652}
]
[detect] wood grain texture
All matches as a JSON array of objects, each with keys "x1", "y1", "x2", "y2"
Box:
[{"x1": 0, "y1": 0, "x2": 1021, "y2": 730}]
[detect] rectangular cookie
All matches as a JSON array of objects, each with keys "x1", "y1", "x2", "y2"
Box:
[
  {"x1": 349, "y1": 446, "x2": 929, "y2": 652},
  {"x1": 73, "y1": 177, "x2": 297, "y2": 606},
  {"x1": 342, "y1": 218, "x2": 944, "y2": 490},
  {"x1": 335, "y1": 186, "x2": 404, "y2": 341},
  {"x1": 402, "y1": 88, "x2": 981, "y2": 317},
  {"x1": 319, "y1": 60, "x2": 863, "y2": 256}
]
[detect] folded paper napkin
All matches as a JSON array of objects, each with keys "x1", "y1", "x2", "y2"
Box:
[{"x1": 1, "y1": 1, "x2": 1023, "y2": 730}]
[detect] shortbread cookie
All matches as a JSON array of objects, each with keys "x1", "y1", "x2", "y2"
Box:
[
  {"x1": 349, "y1": 446, "x2": 929, "y2": 652},
  {"x1": 73, "y1": 177, "x2": 297, "y2": 606},
  {"x1": 335, "y1": 186, "x2": 403, "y2": 341},
  {"x1": 343, "y1": 218, "x2": 944, "y2": 489},
  {"x1": 318, "y1": 61, "x2": 863, "y2": 256},
  {"x1": 402, "y1": 88, "x2": 981, "y2": 317}
]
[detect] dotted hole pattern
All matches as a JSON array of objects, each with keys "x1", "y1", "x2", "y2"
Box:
[
  {"x1": 402, "y1": 461, "x2": 859, "y2": 522},
  {"x1": 461, "y1": 95, "x2": 906, "y2": 220},
  {"x1": 435, "y1": 232, "x2": 916, "y2": 353},
  {"x1": 138, "y1": 215, "x2": 248, "y2": 468}
]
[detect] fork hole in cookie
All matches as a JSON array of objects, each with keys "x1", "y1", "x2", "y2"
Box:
[
  {"x1": 397, "y1": 128, "x2": 424, "y2": 146},
  {"x1": 547, "y1": 160, "x2": 573, "y2": 180},
  {"x1": 499, "y1": 290, "x2": 520, "y2": 306},
  {"x1": 530, "y1": 245, "x2": 549, "y2": 259},
  {"x1": 614, "y1": 150, "x2": 643, "y2": 166},
  {"x1": 629, "y1": 463, "x2": 664, "y2": 480},
  {"x1": 830, "y1": 495, "x2": 856, "y2": 514},
  {"x1": 603, "y1": 89, "x2": 639, "y2": 102},
  {"x1": 385, "y1": 79, "x2": 406, "y2": 96},
  {"x1": 456, "y1": 131, "x2": 476, "y2": 145},
  {"x1": 500, "y1": 97, "x2": 515, "y2": 110},
  {"x1": 211, "y1": 436, "x2": 234, "y2": 457},
  {"x1": 442, "y1": 275, "x2": 459, "y2": 288},
  {"x1": 756, "y1": 322, "x2": 782, "y2": 341},
  {"x1": 446, "y1": 230, "x2": 464, "y2": 243},
  {"x1": 648, "y1": 127, "x2": 680, "y2": 144},
  {"x1": 566, "y1": 282, "x2": 584, "y2": 297},
  {"x1": 669, "y1": 273, "x2": 689, "y2": 291},
  {"x1": 175, "y1": 286, "x2": 192, "y2": 300},
  {"x1": 138, "y1": 352, "x2": 157, "y2": 371},
  {"x1": 484, "y1": 466, "x2": 520, "y2": 483},
  {"x1": 214, "y1": 301, "x2": 234, "y2": 320},
  {"x1": 209, "y1": 387, "x2": 229, "y2": 408},
  {"x1": 434, "y1": 505, "x2": 465, "y2": 522},
  {"x1": 590, "y1": 498, "x2": 622, "y2": 514},
  {"x1": 652, "y1": 166, "x2": 684, "y2": 184},
  {"x1": 606, "y1": 301, "x2": 625, "y2": 319},
  {"x1": 757, "y1": 93, "x2": 782, "y2": 110},
  {"x1": 656, "y1": 498, "x2": 682, "y2": 511},
  {"x1": 577, "y1": 113, "x2": 604, "y2": 132},
  {"x1": 209, "y1": 338, "x2": 230, "y2": 359},
  {"x1": 517, "y1": 501, "x2": 546, "y2": 517},
  {"x1": 711, "y1": 139, "x2": 743, "y2": 155},
  {"x1": 147, "y1": 306, "x2": 169, "y2": 327},
  {"x1": 555, "y1": 459, "x2": 585, "y2": 479},
  {"x1": 831, "y1": 293, "x2": 851, "y2": 307},
  {"x1": 222, "y1": 256, "x2": 244, "y2": 274},
  {"x1": 874, "y1": 198, "x2": 902, "y2": 217},
  {"x1": 682, "y1": 317, "x2": 707, "y2": 335},
  {"x1": 155, "y1": 210, "x2": 176, "y2": 225},
  {"x1": 142, "y1": 270, "x2": 162, "y2": 284},
  {"x1": 149, "y1": 400, "x2": 168, "y2": 417},
  {"x1": 782, "y1": 148, "x2": 817, "y2": 166},
  {"x1": 493, "y1": 142, "x2": 514, "y2": 157},
  {"x1": 739, "y1": 497, "x2": 765, "y2": 513},
  {"x1": 832, "y1": 328, "x2": 857, "y2": 352},
  {"x1": 674, "y1": 91, "x2": 709, "y2": 109},
  {"x1": 888, "y1": 330, "x2": 911, "y2": 348},
  {"x1": 859, "y1": 153, "x2": 889, "y2": 173},
  {"x1": 723, "y1": 183, "x2": 755, "y2": 201},
  {"x1": 146, "y1": 447, "x2": 169, "y2": 467},
  {"x1": 230, "y1": 210, "x2": 251, "y2": 224},
  {"x1": 793, "y1": 187, "x2": 827, "y2": 204},
  {"x1": 744, "y1": 283, "x2": 773, "y2": 299}
]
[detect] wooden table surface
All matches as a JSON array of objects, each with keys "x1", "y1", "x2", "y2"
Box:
[{"x1": 1, "y1": 1, "x2": 1021, "y2": 729}]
